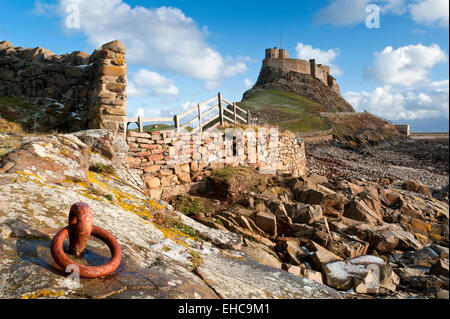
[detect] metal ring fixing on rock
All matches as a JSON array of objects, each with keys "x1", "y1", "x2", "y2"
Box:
[
  {"x1": 50, "y1": 203, "x2": 122, "y2": 279},
  {"x1": 51, "y1": 225, "x2": 122, "y2": 279}
]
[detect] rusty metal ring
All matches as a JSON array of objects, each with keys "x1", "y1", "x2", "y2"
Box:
[
  {"x1": 51, "y1": 225, "x2": 122, "y2": 279},
  {"x1": 50, "y1": 202, "x2": 122, "y2": 279}
]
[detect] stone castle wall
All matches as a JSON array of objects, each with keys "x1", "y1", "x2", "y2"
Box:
[
  {"x1": 0, "y1": 40, "x2": 127, "y2": 133},
  {"x1": 263, "y1": 47, "x2": 340, "y2": 95},
  {"x1": 126, "y1": 129, "x2": 306, "y2": 197}
]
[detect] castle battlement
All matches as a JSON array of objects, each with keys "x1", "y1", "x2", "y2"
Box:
[{"x1": 263, "y1": 47, "x2": 340, "y2": 95}]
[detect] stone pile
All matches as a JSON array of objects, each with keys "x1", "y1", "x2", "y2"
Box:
[{"x1": 189, "y1": 169, "x2": 449, "y2": 298}]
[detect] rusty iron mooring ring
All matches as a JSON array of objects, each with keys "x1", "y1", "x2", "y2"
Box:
[{"x1": 50, "y1": 203, "x2": 122, "y2": 279}]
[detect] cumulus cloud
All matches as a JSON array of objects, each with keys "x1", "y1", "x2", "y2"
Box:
[
  {"x1": 315, "y1": 0, "x2": 369, "y2": 26},
  {"x1": 50, "y1": 0, "x2": 247, "y2": 86},
  {"x1": 364, "y1": 43, "x2": 448, "y2": 86},
  {"x1": 295, "y1": 43, "x2": 343, "y2": 76},
  {"x1": 128, "y1": 69, "x2": 179, "y2": 97},
  {"x1": 409, "y1": 0, "x2": 449, "y2": 27},
  {"x1": 315, "y1": 0, "x2": 449, "y2": 27},
  {"x1": 344, "y1": 81, "x2": 449, "y2": 120}
]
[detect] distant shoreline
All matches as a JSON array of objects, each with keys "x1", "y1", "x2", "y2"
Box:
[{"x1": 410, "y1": 132, "x2": 449, "y2": 140}]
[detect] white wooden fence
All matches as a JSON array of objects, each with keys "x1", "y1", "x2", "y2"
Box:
[{"x1": 126, "y1": 93, "x2": 251, "y2": 133}]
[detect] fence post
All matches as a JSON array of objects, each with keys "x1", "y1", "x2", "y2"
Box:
[
  {"x1": 174, "y1": 115, "x2": 180, "y2": 132},
  {"x1": 138, "y1": 116, "x2": 143, "y2": 133},
  {"x1": 233, "y1": 103, "x2": 237, "y2": 124},
  {"x1": 247, "y1": 110, "x2": 251, "y2": 125},
  {"x1": 197, "y1": 103, "x2": 203, "y2": 132},
  {"x1": 218, "y1": 92, "x2": 224, "y2": 127}
]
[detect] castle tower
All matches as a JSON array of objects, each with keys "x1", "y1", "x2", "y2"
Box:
[
  {"x1": 279, "y1": 49, "x2": 290, "y2": 59},
  {"x1": 265, "y1": 47, "x2": 280, "y2": 59}
]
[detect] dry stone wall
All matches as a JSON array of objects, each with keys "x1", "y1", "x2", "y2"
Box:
[
  {"x1": 126, "y1": 129, "x2": 306, "y2": 195},
  {"x1": 0, "y1": 40, "x2": 127, "y2": 133}
]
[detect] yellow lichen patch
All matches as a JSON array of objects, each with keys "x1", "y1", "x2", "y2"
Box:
[
  {"x1": 15, "y1": 171, "x2": 58, "y2": 189},
  {"x1": 157, "y1": 226, "x2": 195, "y2": 248},
  {"x1": 22, "y1": 289, "x2": 65, "y2": 299},
  {"x1": 220, "y1": 249, "x2": 248, "y2": 262},
  {"x1": 83, "y1": 172, "x2": 166, "y2": 222}
]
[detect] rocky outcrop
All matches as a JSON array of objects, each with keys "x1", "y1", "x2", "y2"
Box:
[{"x1": 243, "y1": 67, "x2": 355, "y2": 113}]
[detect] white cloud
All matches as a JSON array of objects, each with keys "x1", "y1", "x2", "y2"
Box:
[
  {"x1": 365, "y1": 43, "x2": 448, "y2": 86},
  {"x1": 31, "y1": 0, "x2": 58, "y2": 16},
  {"x1": 315, "y1": 0, "x2": 449, "y2": 27},
  {"x1": 127, "y1": 82, "x2": 148, "y2": 98},
  {"x1": 180, "y1": 101, "x2": 197, "y2": 110},
  {"x1": 315, "y1": 0, "x2": 370, "y2": 26},
  {"x1": 53, "y1": 0, "x2": 247, "y2": 86},
  {"x1": 295, "y1": 43, "x2": 343, "y2": 76},
  {"x1": 344, "y1": 81, "x2": 449, "y2": 120},
  {"x1": 128, "y1": 69, "x2": 179, "y2": 97},
  {"x1": 244, "y1": 78, "x2": 253, "y2": 88},
  {"x1": 409, "y1": 0, "x2": 449, "y2": 27}
]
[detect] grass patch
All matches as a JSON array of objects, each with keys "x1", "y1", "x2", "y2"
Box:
[
  {"x1": 280, "y1": 116, "x2": 331, "y2": 133},
  {"x1": 173, "y1": 196, "x2": 205, "y2": 217},
  {"x1": 237, "y1": 89, "x2": 325, "y2": 117},
  {"x1": 104, "y1": 194, "x2": 114, "y2": 201},
  {"x1": 89, "y1": 163, "x2": 116, "y2": 175},
  {"x1": 153, "y1": 210, "x2": 200, "y2": 238},
  {"x1": 189, "y1": 250, "x2": 204, "y2": 270},
  {"x1": 236, "y1": 89, "x2": 332, "y2": 134},
  {"x1": 210, "y1": 166, "x2": 268, "y2": 201}
]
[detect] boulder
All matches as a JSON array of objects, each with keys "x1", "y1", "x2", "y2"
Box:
[
  {"x1": 379, "y1": 188, "x2": 403, "y2": 207},
  {"x1": 391, "y1": 246, "x2": 441, "y2": 267},
  {"x1": 0, "y1": 134, "x2": 89, "y2": 183},
  {"x1": 429, "y1": 259, "x2": 449, "y2": 277},
  {"x1": 307, "y1": 241, "x2": 343, "y2": 271},
  {"x1": 283, "y1": 240, "x2": 308, "y2": 265},
  {"x1": 291, "y1": 204, "x2": 323, "y2": 225},
  {"x1": 102, "y1": 40, "x2": 126, "y2": 54},
  {"x1": 309, "y1": 174, "x2": 328, "y2": 185},
  {"x1": 402, "y1": 180, "x2": 432, "y2": 197},
  {"x1": 325, "y1": 232, "x2": 369, "y2": 259},
  {"x1": 282, "y1": 264, "x2": 302, "y2": 276},
  {"x1": 323, "y1": 255, "x2": 399, "y2": 294},
  {"x1": 299, "y1": 268, "x2": 323, "y2": 285},
  {"x1": 344, "y1": 223, "x2": 423, "y2": 253},
  {"x1": 255, "y1": 211, "x2": 277, "y2": 237},
  {"x1": 298, "y1": 189, "x2": 326, "y2": 205},
  {"x1": 0, "y1": 41, "x2": 14, "y2": 50},
  {"x1": 320, "y1": 193, "x2": 348, "y2": 218},
  {"x1": 241, "y1": 239, "x2": 282, "y2": 269},
  {"x1": 344, "y1": 199, "x2": 383, "y2": 225}
]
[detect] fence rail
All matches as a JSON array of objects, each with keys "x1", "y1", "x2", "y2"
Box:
[{"x1": 125, "y1": 92, "x2": 251, "y2": 133}]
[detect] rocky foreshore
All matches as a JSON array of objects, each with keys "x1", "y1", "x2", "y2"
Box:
[
  {"x1": 181, "y1": 137, "x2": 449, "y2": 299},
  {"x1": 0, "y1": 131, "x2": 448, "y2": 299}
]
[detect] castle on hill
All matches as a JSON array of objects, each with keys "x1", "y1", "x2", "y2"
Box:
[{"x1": 263, "y1": 47, "x2": 340, "y2": 95}]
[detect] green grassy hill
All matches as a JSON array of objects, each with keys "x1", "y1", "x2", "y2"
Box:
[{"x1": 236, "y1": 89, "x2": 331, "y2": 133}]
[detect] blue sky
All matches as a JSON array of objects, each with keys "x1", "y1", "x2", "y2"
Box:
[{"x1": 1, "y1": 0, "x2": 449, "y2": 132}]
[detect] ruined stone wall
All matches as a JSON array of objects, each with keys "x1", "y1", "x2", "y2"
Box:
[
  {"x1": 126, "y1": 129, "x2": 306, "y2": 195},
  {"x1": 395, "y1": 125, "x2": 410, "y2": 136},
  {"x1": 0, "y1": 40, "x2": 127, "y2": 133},
  {"x1": 264, "y1": 58, "x2": 311, "y2": 75}
]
